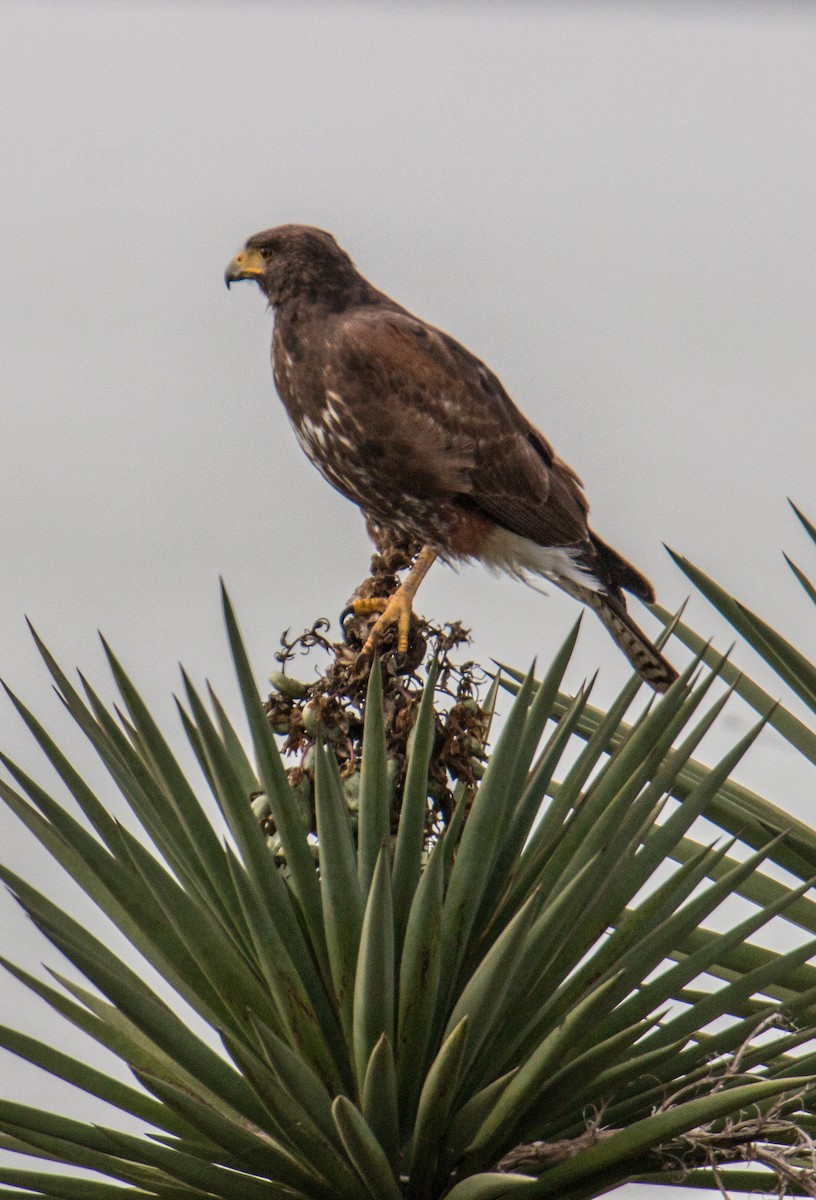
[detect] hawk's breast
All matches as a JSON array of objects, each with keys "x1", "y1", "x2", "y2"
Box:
[
  {"x1": 284, "y1": 383, "x2": 453, "y2": 547},
  {"x1": 290, "y1": 389, "x2": 368, "y2": 495},
  {"x1": 284, "y1": 380, "x2": 379, "y2": 509},
  {"x1": 272, "y1": 326, "x2": 470, "y2": 552}
]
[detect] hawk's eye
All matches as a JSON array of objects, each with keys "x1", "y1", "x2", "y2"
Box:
[{"x1": 260, "y1": 247, "x2": 273, "y2": 259}]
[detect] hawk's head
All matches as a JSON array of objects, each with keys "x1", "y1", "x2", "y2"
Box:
[{"x1": 225, "y1": 224, "x2": 359, "y2": 307}]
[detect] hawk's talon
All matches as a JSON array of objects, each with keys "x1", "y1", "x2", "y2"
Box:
[
  {"x1": 348, "y1": 592, "x2": 417, "y2": 658},
  {"x1": 341, "y1": 545, "x2": 438, "y2": 663},
  {"x1": 339, "y1": 598, "x2": 394, "y2": 650},
  {"x1": 349, "y1": 597, "x2": 392, "y2": 618}
]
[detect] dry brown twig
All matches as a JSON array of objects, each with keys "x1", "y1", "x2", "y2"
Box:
[
  {"x1": 496, "y1": 1110, "x2": 611, "y2": 1173},
  {"x1": 495, "y1": 1016, "x2": 816, "y2": 1196},
  {"x1": 665, "y1": 1092, "x2": 816, "y2": 1199},
  {"x1": 260, "y1": 541, "x2": 491, "y2": 850}
]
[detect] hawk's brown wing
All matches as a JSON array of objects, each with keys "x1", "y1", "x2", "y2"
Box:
[{"x1": 323, "y1": 307, "x2": 590, "y2": 548}]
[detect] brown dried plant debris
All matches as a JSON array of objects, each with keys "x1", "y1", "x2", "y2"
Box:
[
  {"x1": 262, "y1": 537, "x2": 491, "y2": 845},
  {"x1": 494, "y1": 1019, "x2": 816, "y2": 1197}
]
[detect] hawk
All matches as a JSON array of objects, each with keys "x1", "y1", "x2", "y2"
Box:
[{"x1": 225, "y1": 225, "x2": 677, "y2": 692}]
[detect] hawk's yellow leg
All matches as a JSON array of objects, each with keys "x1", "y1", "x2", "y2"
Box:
[{"x1": 353, "y1": 545, "x2": 438, "y2": 657}]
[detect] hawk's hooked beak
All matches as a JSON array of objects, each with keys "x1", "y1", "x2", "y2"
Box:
[{"x1": 224, "y1": 246, "x2": 265, "y2": 288}]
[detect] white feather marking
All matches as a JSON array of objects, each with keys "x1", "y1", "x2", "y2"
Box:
[
  {"x1": 303, "y1": 417, "x2": 326, "y2": 448},
  {"x1": 479, "y1": 527, "x2": 602, "y2": 592}
]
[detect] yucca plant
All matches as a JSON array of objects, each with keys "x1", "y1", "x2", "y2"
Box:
[{"x1": 1, "y1": 508, "x2": 816, "y2": 1199}]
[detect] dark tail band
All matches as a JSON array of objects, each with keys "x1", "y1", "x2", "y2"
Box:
[{"x1": 586, "y1": 590, "x2": 678, "y2": 692}]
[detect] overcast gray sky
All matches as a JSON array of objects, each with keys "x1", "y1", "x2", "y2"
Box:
[{"x1": 1, "y1": 0, "x2": 816, "y2": 1188}]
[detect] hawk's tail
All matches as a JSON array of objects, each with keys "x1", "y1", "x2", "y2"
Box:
[{"x1": 583, "y1": 589, "x2": 678, "y2": 693}]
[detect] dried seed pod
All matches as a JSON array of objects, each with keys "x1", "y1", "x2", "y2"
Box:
[
  {"x1": 265, "y1": 831, "x2": 284, "y2": 863},
  {"x1": 268, "y1": 671, "x2": 310, "y2": 699},
  {"x1": 301, "y1": 702, "x2": 320, "y2": 736},
  {"x1": 342, "y1": 769, "x2": 360, "y2": 816},
  {"x1": 250, "y1": 792, "x2": 271, "y2": 820}
]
